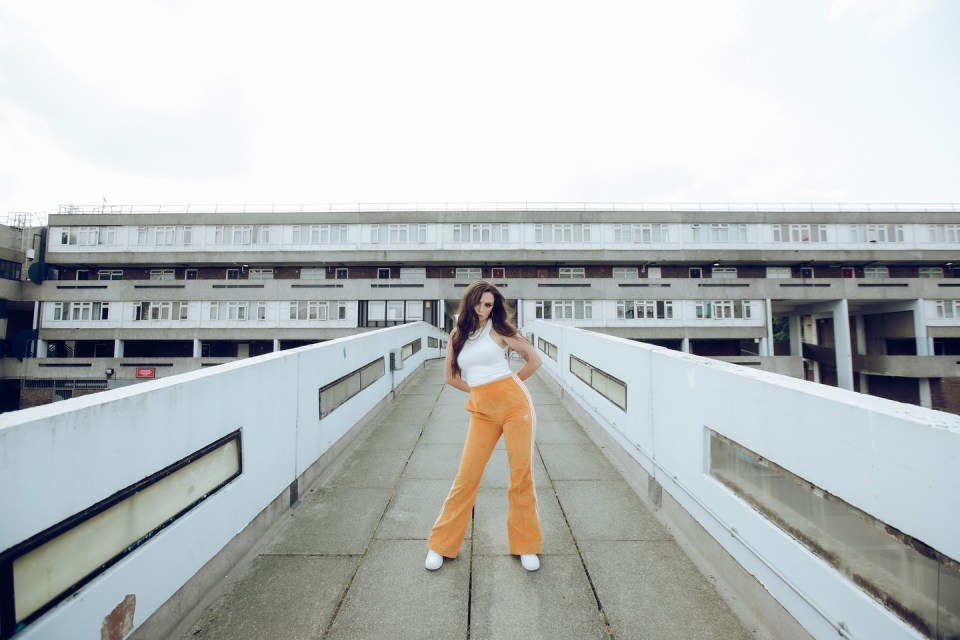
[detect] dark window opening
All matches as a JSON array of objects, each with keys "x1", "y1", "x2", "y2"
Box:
[{"x1": 123, "y1": 340, "x2": 194, "y2": 358}]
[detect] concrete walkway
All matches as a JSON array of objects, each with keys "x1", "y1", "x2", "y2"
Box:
[{"x1": 182, "y1": 361, "x2": 757, "y2": 640}]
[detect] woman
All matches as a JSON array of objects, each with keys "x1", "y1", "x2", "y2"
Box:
[{"x1": 425, "y1": 280, "x2": 543, "y2": 572}]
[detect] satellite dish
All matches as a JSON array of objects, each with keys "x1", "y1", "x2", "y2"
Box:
[
  {"x1": 27, "y1": 261, "x2": 43, "y2": 284},
  {"x1": 27, "y1": 263, "x2": 56, "y2": 285}
]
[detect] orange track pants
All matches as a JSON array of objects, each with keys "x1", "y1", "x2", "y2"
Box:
[{"x1": 427, "y1": 374, "x2": 542, "y2": 558}]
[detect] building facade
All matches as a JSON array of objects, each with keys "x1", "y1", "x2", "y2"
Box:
[{"x1": 1, "y1": 204, "x2": 959, "y2": 413}]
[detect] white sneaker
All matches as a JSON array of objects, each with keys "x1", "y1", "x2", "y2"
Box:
[
  {"x1": 425, "y1": 549, "x2": 444, "y2": 571},
  {"x1": 520, "y1": 554, "x2": 540, "y2": 571}
]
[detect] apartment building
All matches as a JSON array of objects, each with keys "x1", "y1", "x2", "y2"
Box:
[{"x1": 1, "y1": 204, "x2": 958, "y2": 413}]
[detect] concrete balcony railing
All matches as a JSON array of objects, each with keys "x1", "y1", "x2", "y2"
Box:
[
  {"x1": 852, "y1": 353, "x2": 960, "y2": 378},
  {"x1": 703, "y1": 355, "x2": 804, "y2": 377},
  {"x1": 803, "y1": 343, "x2": 960, "y2": 378},
  {"x1": 21, "y1": 276, "x2": 960, "y2": 308}
]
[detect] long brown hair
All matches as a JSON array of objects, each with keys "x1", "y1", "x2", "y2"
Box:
[{"x1": 449, "y1": 280, "x2": 519, "y2": 379}]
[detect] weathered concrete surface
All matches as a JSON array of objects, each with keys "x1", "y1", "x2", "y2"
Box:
[{"x1": 182, "y1": 360, "x2": 761, "y2": 640}]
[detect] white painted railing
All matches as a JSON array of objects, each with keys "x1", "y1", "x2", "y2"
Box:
[
  {"x1": 524, "y1": 320, "x2": 960, "y2": 640},
  {"x1": 0, "y1": 323, "x2": 445, "y2": 640}
]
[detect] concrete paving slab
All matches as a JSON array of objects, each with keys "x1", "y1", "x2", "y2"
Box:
[
  {"x1": 402, "y1": 382, "x2": 445, "y2": 396},
  {"x1": 554, "y1": 480, "x2": 671, "y2": 541},
  {"x1": 437, "y1": 388, "x2": 470, "y2": 405},
  {"x1": 357, "y1": 421, "x2": 424, "y2": 450},
  {"x1": 533, "y1": 403, "x2": 585, "y2": 421},
  {"x1": 379, "y1": 406, "x2": 436, "y2": 426},
  {"x1": 182, "y1": 555, "x2": 359, "y2": 640},
  {"x1": 580, "y1": 540, "x2": 755, "y2": 640},
  {"x1": 391, "y1": 393, "x2": 442, "y2": 411},
  {"x1": 424, "y1": 401, "x2": 469, "y2": 422},
  {"x1": 376, "y1": 478, "x2": 471, "y2": 543},
  {"x1": 537, "y1": 442, "x2": 622, "y2": 481},
  {"x1": 529, "y1": 391, "x2": 560, "y2": 405},
  {"x1": 404, "y1": 442, "x2": 465, "y2": 479},
  {"x1": 325, "y1": 445, "x2": 413, "y2": 488},
  {"x1": 263, "y1": 487, "x2": 392, "y2": 555},
  {"x1": 325, "y1": 539, "x2": 469, "y2": 640},
  {"x1": 473, "y1": 486, "x2": 578, "y2": 556},
  {"x1": 420, "y1": 416, "x2": 469, "y2": 444},
  {"x1": 520, "y1": 374, "x2": 550, "y2": 390},
  {"x1": 470, "y1": 554, "x2": 608, "y2": 640},
  {"x1": 535, "y1": 419, "x2": 592, "y2": 444}
]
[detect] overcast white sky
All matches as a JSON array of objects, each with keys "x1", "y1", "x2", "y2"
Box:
[{"x1": 1, "y1": 0, "x2": 958, "y2": 217}]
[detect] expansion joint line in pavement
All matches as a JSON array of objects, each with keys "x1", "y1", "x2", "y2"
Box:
[
  {"x1": 317, "y1": 558, "x2": 362, "y2": 640},
  {"x1": 318, "y1": 402, "x2": 437, "y2": 640},
  {"x1": 536, "y1": 443, "x2": 618, "y2": 640}
]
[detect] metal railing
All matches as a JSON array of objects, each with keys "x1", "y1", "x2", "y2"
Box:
[
  {"x1": 56, "y1": 202, "x2": 960, "y2": 215},
  {"x1": 2, "y1": 211, "x2": 48, "y2": 226}
]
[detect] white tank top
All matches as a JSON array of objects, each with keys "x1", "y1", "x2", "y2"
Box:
[{"x1": 457, "y1": 321, "x2": 512, "y2": 387}]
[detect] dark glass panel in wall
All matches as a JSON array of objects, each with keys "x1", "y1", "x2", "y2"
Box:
[{"x1": 123, "y1": 340, "x2": 193, "y2": 357}]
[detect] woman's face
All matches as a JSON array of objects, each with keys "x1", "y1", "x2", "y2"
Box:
[{"x1": 473, "y1": 291, "x2": 495, "y2": 324}]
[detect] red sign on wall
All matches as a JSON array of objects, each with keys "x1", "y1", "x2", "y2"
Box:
[{"x1": 135, "y1": 368, "x2": 156, "y2": 379}]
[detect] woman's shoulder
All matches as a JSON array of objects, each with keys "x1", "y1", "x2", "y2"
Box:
[{"x1": 489, "y1": 325, "x2": 516, "y2": 347}]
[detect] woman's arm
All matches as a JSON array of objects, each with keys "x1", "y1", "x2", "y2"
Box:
[
  {"x1": 444, "y1": 335, "x2": 471, "y2": 392},
  {"x1": 503, "y1": 334, "x2": 542, "y2": 381}
]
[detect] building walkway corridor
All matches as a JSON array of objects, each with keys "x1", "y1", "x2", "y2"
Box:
[{"x1": 179, "y1": 360, "x2": 758, "y2": 640}]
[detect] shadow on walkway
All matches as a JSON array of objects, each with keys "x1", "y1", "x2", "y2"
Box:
[{"x1": 182, "y1": 360, "x2": 756, "y2": 640}]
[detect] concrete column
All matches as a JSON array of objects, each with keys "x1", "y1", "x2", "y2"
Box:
[
  {"x1": 853, "y1": 314, "x2": 868, "y2": 394},
  {"x1": 789, "y1": 314, "x2": 802, "y2": 358},
  {"x1": 763, "y1": 299, "x2": 774, "y2": 356},
  {"x1": 114, "y1": 339, "x2": 124, "y2": 358},
  {"x1": 32, "y1": 301, "x2": 44, "y2": 358},
  {"x1": 919, "y1": 379, "x2": 932, "y2": 409},
  {"x1": 854, "y1": 315, "x2": 867, "y2": 355},
  {"x1": 273, "y1": 338, "x2": 281, "y2": 352},
  {"x1": 193, "y1": 338, "x2": 202, "y2": 357},
  {"x1": 912, "y1": 300, "x2": 934, "y2": 408},
  {"x1": 238, "y1": 343, "x2": 250, "y2": 358},
  {"x1": 831, "y1": 299, "x2": 854, "y2": 391},
  {"x1": 912, "y1": 299, "x2": 931, "y2": 356},
  {"x1": 681, "y1": 337, "x2": 690, "y2": 353}
]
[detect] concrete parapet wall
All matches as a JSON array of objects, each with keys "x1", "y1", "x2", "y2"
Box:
[
  {"x1": 0, "y1": 322, "x2": 445, "y2": 640},
  {"x1": 525, "y1": 319, "x2": 960, "y2": 640}
]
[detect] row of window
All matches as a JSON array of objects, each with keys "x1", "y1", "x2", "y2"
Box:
[
  {"x1": 51, "y1": 300, "x2": 352, "y2": 322},
  {"x1": 91, "y1": 267, "x2": 350, "y2": 281},
  {"x1": 935, "y1": 300, "x2": 960, "y2": 318},
  {"x1": 53, "y1": 222, "x2": 960, "y2": 248},
  {"x1": 45, "y1": 298, "x2": 960, "y2": 324},
  {"x1": 47, "y1": 299, "x2": 433, "y2": 323},
  {"x1": 0, "y1": 258, "x2": 21, "y2": 281},
  {"x1": 533, "y1": 299, "x2": 755, "y2": 320},
  {"x1": 79, "y1": 265, "x2": 951, "y2": 282},
  {"x1": 536, "y1": 298, "x2": 960, "y2": 320}
]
